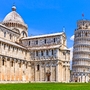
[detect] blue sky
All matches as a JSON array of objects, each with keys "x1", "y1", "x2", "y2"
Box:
[{"x1": 0, "y1": 0, "x2": 90, "y2": 48}]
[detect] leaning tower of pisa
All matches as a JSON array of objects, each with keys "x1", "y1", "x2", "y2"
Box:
[{"x1": 72, "y1": 19, "x2": 90, "y2": 82}]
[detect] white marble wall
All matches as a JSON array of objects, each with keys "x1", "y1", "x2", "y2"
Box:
[
  {"x1": 0, "y1": 42, "x2": 30, "y2": 61},
  {"x1": 22, "y1": 35, "x2": 64, "y2": 47},
  {"x1": 0, "y1": 25, "x2": 19, "y2": 42}
]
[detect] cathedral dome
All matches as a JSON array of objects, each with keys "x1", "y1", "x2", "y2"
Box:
[
  {"x1": 3, "y1": 10, "x2": 24, "y2": 24},
  {"x1": 2, "y1": 5, "x2": 27, "y2": 31},
  {"x1": 3, "y1": 5, "x2": 24, "y2": 24}
]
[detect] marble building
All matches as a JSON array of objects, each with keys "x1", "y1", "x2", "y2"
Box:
[
  {"x1": 0, "y1": 5, "x2": 70, "y2": 83},
  {"x1": 72, "y1": 19, "x2": 90, "y2": 82}
]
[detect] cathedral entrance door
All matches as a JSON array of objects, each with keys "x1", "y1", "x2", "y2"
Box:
[
  {"x1": 47, "y1": 75, "x2": 50, "y2": 81},
  {"x1": 74, "y1": 77, "x2": 78, "y2": 82},
  {"x1": 46, "y1": 71, "x2": 51, "y2": 81}
]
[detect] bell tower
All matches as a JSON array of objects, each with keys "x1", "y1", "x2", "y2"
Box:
[{"x1": 72, "y1": 19, "x2": 90, "y2": 82}]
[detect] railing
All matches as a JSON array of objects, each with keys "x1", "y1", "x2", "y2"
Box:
[
  {"x1": 72, "y1": 64, "x2": 90, "y2": 67},
  {"x1": 73, "y1": 57, "x2": 90, "y2": 59},
  {"x1": 74, "y1": 42, "x2": 90, "y2": 46},
  {"x1": 30, "y1": 56, "x2": 59, "y2": 61},
  {"x1": 73, "y1": 50, "x2": 90, "y2": 53},
  {"x1": 30, "y1": 56, "x2": 69, "y2": 61}
]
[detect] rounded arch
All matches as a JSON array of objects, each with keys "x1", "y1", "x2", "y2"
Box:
[
  {"x1": 12, "y1": 28, "x2": 20, "y2": 34},
  {"x1": 21, "y1": 31, "x2": 27, "y2": 38}
]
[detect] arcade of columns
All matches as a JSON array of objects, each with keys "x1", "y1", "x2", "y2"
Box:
[
  {"x1": 0, "y1": 55, "x2": 70, "y2": 82},
  {"x1": 30, "y1": 60, "x2": 70, "y2": 82},
  {"x1": 0, "y1": 55, "x2": 31, "y2": 82}
]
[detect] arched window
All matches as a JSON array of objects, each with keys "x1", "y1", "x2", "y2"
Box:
[
  {"x1": 85, "y1": 32, "x2": 87, "y2": 36},
  {"x1": 2, "y1": 59, "x2": 4, "y2": 65},
  {"x1": 23, "y1": 32, "x2": 24, "y2": 37},
  {"x1": 52, "y1": 50, "x2": 54, "y2": 55},
  {"x1": 11, "y1": 61, "x2": 13, "y2": 67},
  {"x1": 54, "y1": 38, "x2": 55, "y2": 42},
  {"x1": 41, "y1": 51, "x2": 43, "y2": 56},
  {"x1": 10, "y1": 34, "x2": 12, "y2": 39},
  {"x1": 19, "y1": 63, "x2": 21, "y2": 68},
  {"x1": 45, "y1": 39, "x2": 46, "y2": 44},
  {"x1": 21, "y1": 31, "x2": 27, "y2": 37},
  {"x1": 63, "y1": 52, "x2": 65, "y2": 55},
  {"x1": 26, "y1": 64, "x2": 27, "y2": 68},
  {"x1": 78, "y1": 33, "x2": 81, "y2": 37},
  {"x1": 37, "y1": 65, "x2": 39, "y2": 71},
  {"x1": 36, "y1": 40, "x2": 38, "y2": 45},
  {"x1": 46, "y1": 50, "x2": 48, "y2": 55},
  {"x1": 13, "y1": 47, "x2": 14, "y2": 51},
  {"x1": 8, "y1": 46, "x2": 10, "y2": 51},
  {"x1": 29, "y1": 41, "x2": 30, "y2": 45},
  {"x1": 36, "y1": 51, "x2": 38, "y2": 56},
  {"x1": 4, "y1": 44, "x2": 5, "y2": 49},
  {"x1": 4, "y1": 32, "x2": 6, "y2": 37}
]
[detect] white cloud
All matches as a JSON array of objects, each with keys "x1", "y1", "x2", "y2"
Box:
[{"x1": 70, "y1": 35, "x2": 74, "y2": 41}]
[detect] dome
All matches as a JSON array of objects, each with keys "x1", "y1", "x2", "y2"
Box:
[
  {"x1": 2, "y1": 5, "x2": 27, "y2": 31},
  {"x1": 3, "y1": 6, "x2": 24, "y2": 24}
]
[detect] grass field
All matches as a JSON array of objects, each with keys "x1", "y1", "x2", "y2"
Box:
[{"x1": 0, "y1": 83, "x2": 89, "y2": 90}]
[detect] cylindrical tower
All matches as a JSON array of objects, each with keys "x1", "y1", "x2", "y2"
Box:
[{"x1": 72, "y1": 19, "x2": 90, "y2": 82}]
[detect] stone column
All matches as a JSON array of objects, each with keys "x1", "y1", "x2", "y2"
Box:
[
  {"x1": 80, "y1": 76, "x2": 81, "y2": 82},
  {"x1": 35, "y1": 63, "x2": 37, "y2": 81},
  {"x1": 18, "y1": 60, "x2": 20, "y2": 81},
  {"x1": 9, "y1": 58, "x2": 12, "y2": 81},
  {"x1": 24, "y1": 61, "x2": 27, "y2": 81},
  {"x1": 7, "y1": 57, "x2": 10, "y2": 81},
  {"x1": 0, "y1": 56, "x2": 2, "y2": 81},
  {"x1": 56, "y1": 49, "x2": 59, "y2": 59},
  {"x1": 56, "y1": 62, "x2": 59, "y2": 82},
  {"x1": 22, "y1": 61, "x2": 25, "y2": 81},
  {"x1": 28, "y1": 62, "x2": 31, "y2": 82},
  {"x1": 8, "y1": 58, "x2": 12, "y2": 81},
  {"x1": 86, "y1": 75, "x2": 88, "y2": 82},
  {"x1": 82, "y1": 75, "x2": 84, "y2": 82},
  {"x1": 81, "y1": 75, "x2": 82, "y2": 82},
  {"x1": 59, "y1": 62, "x2": 62, "y2": 82},
  {"x1": 26, "y1": 62, "x2": 29, "y2": 81},
  {"x1": 44, "y1": 63, "x2": 46, "y2": 81},
  {"x1": 14, "y1": 59, "x2": 16, "y2": 81},
  {"x1": 40, "y1": 62, "x2": 42, "y2": 81},
  {"x1": 66, "y1": 66, "x2": 67, "y2": 82},
  {"x1": 21, "y1": 61, "x2": 23, "y2": 81},
  {"x1": 5, "y1": 57, "x2": 7, "y2": 81},
  {"x1": 68, "y1": 67, "x2": 70, "y2": 82},
  {"x1": 50, "y1": 62, "x2": 52, "y2": 82},
  {"x1": 62, "y1": 65, "x2": 63, "y2": 82}
]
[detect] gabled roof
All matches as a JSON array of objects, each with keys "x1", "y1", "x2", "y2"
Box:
[{"x1": 23, "y1": 32, "x2": 64, "y2": 40}]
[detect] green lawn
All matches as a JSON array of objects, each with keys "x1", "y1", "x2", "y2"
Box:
[{"x1": 0, "y1": 83, "x2": 89, "y2": 90}]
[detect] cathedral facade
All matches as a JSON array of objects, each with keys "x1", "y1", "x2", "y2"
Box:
[{"x1": 0, "y1": 6, "x2": 70, "y2": 83}]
